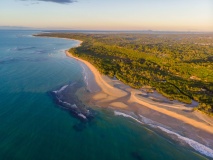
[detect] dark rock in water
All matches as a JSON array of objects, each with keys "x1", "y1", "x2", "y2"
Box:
[
  {"x1": 73, "y1": 123, "x2": 86, "y2": 132},
  {"x1": 131, "y1": 151, "x2": 144, "y2": 160},
  {"x1": 49, "y1": 81, "x2": 96, "y2": 125}
]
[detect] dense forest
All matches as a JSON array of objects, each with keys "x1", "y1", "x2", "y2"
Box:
[{"x1": 36, "y1": 32, "x2": 213, "y2": 116}]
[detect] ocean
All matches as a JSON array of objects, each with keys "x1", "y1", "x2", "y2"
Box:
[{"x1": 0, "y1": 30, "x2": 211, "y2": 160}]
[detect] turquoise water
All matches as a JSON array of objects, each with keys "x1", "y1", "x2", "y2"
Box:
[{"x1": 0, "y1": 30, "x2": 209, "y2": 160}]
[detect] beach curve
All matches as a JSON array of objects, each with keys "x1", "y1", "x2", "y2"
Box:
[{"x1": 66, "y1": 50, "x2": 213, "y2": 134}]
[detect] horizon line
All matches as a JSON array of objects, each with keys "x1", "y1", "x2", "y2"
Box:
[{"x1": 0, "y1": 26, "x2": 213, "y2": 33}]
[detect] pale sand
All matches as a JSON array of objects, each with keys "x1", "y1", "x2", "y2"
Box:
[
  {"x1": 65, "y1": 51, "x2": 127, "y2": 99},
  {"x1": 65, "y1": 50, "x2": 213, "y2": 148},
  {"x1": 129, "y1": 89, "x2": 213, "y2": 133},
  {"x1": 110, "y1": 102, "x2": 129, "y2": 109}
]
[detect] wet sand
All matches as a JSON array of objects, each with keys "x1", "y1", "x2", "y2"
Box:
[{"x1": 65, "y1": 50, "x2": 213, "y2": 153}]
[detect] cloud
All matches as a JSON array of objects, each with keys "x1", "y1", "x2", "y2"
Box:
[
  {"x1": 38, "y1": 0, "x2": 77, "y2": 3},
  {"x1": 20, "y1": 0, "x2": 77, "y2": 4}
]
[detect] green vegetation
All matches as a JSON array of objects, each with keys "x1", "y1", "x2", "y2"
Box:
[{"x1": 36, "y1": 32, "x2": 213, "y2": 116}]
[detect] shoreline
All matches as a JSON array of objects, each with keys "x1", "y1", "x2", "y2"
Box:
[
  {"x1": 66, "y1": 50, "x2": 213, "y2": 134},
  {"x1": 33, "y1": 34, "x2": 83, "y2": 47},
  {"x1": 65, "y1": 48, "x2": 213, "y2": 156}
]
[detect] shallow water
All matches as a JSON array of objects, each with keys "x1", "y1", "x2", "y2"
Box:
[{"x1": 0, "y1": 30, "x2": 211, "y2": 160}]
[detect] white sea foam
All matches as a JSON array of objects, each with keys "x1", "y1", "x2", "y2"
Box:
[
  {"x1": 114, "y1": 111, "x2": 213, "y2": 158},
  {"x1": 57, "y1": 98, "x2": 62, "y2": 103},
  {"x1": 139, "y1": 115, "x2": 155, "y2": 125},
  {"x1": 157, "y1": 126, "x2": 213, "y2": 158},
  {"x1": 79, "y1": 63, "x2": 89, "y2": 87},
  {"x1": 78, "y1": 113, "x2": 87, "y2": 119},
  {"x1": 71, "y1": 104, "x2": 78, "y2": 109},
  {"x1": 58, "y1": 85, "x2": 68, "y2": 92},
  {"x1": 114, "y1": 111, "x2": 143, "y2": 124},
  {"x1": 62, "y1": 101, "x2": 71, "y2": 106},
  {"x1": 53, "y1": 85, "x2": 68, "y2": 93}
]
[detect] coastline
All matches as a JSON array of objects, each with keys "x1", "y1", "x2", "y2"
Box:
[
  {"x1": 65, "y1": 49, "x2": 213, "y2": 156},
  {"x1": 66, "y1": 50, "x2": 213, "y2": 133},
  {"x1": 33, "y1": 34, "x2": 83, "y2": 47}
]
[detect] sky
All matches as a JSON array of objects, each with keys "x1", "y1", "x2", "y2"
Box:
[{"x1": 0, "y1": 0, "x2": 212, "y2": 31}]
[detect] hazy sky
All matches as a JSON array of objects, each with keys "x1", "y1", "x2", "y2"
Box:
[{"x1": 0, "y1": 0, "x2": 212, "y2": 31}]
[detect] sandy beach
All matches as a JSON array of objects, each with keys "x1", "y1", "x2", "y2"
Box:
[{"x1": 65, "y1": 50, "x2": 213, "y2": 153}]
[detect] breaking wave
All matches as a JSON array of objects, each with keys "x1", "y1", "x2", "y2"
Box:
[
  {"x1": 114, "y1": 111, "x2": 143, "y2": 124},
  {"x1": 114, "y1": 111, "x2": 213, "y2": 158},
  {"x1": 157, "y1": 126, "x2": 213, "y2": 158},
  {"x1": 80, "y1": 63, "x2": 89, "y2": 87},
  {"x1": 51, "y1": 83, "x2": 95, "y2": 122}
]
